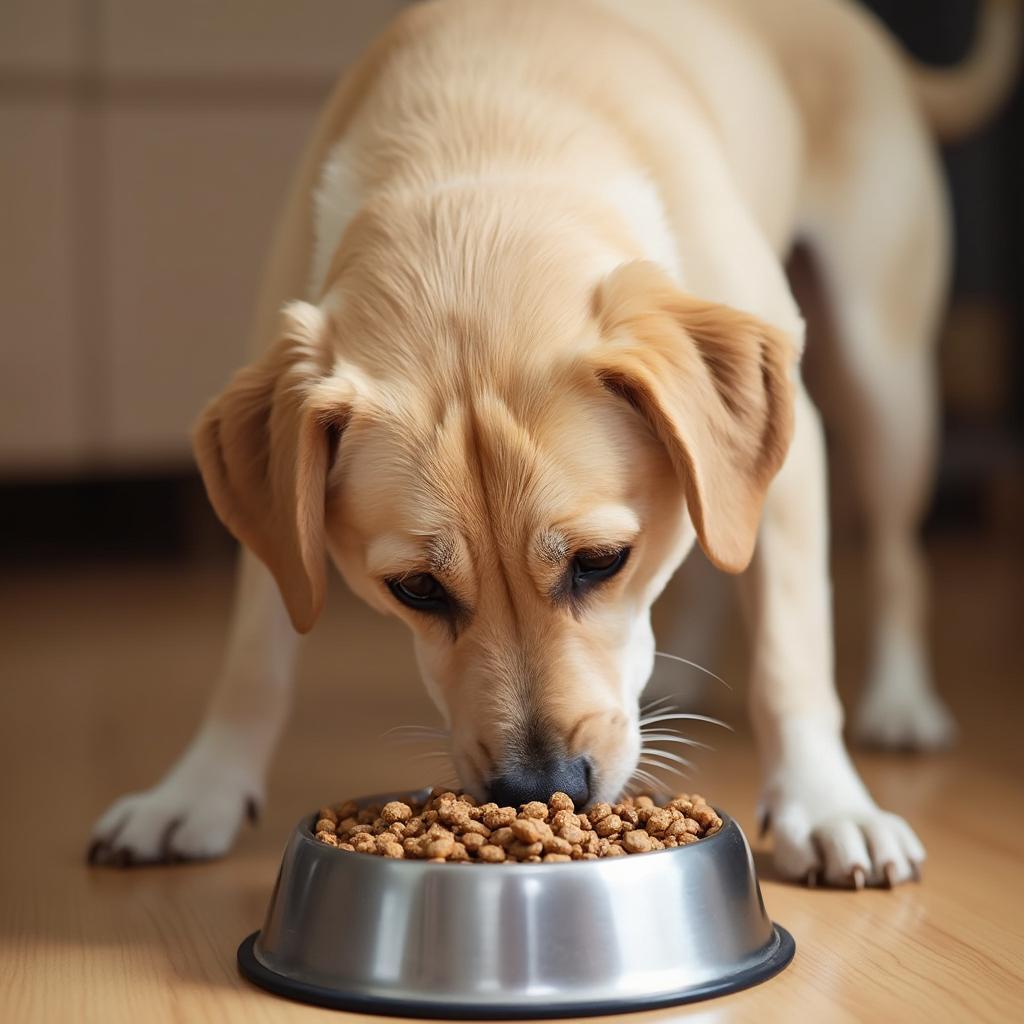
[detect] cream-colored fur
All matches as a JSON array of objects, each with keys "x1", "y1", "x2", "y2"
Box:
[{"x1": 91, "y1": 0, "x2": 1018, "y2": 885}]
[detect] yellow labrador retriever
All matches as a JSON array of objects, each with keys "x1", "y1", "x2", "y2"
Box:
[{"x1": 90, "y1": 0, "x2": 1018, "y2": 885}]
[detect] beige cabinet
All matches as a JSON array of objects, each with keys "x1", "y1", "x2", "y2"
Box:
[{"x1": 0, "y1": 0, "x2": 406, "y2": 475}]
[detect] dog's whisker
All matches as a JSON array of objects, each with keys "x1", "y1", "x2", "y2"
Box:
[
  {"x1": 638, "y1": 732, "x2": 714, "y2": 751},
  {"x1": 639, "y1": 747, "x2": 695, "y2": 769},
  {"x1": 629, "y1": 768, "x2": 670, "y2": 796},
  {"x1": 382, "y1": 725, "x2": 450, "y2": 739},
  {"x1": 639, "y1": 695, "x2": 677, "y2": 716},
  {"x1": 407, "y1": 750, "x2": 454, "y2": 763},
  {"x1": 637, "y1": 755, "x2": 690, "y2": 778},
  {"x1": 654, "y1": 651, "x2": 732, "y2": 690},
  {"x1": 387, "y1": 735, "x2": 453, "y2": 747},
  {"x1": 638, "y1": 712, "x2": 733, "y2": 730}
]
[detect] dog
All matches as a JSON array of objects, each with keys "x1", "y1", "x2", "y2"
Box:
[{"x1": 89, "y1": 0, "x2": 1019, "y2": 885}]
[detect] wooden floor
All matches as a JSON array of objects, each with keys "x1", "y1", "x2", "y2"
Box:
[{"x1": 2, "y1": 533, "x2": 1023, "y2": 1023}]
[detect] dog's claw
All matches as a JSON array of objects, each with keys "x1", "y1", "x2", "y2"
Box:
[
  {"x1": 805, "y1": 869, "x2": 818, "y2": 888},
  {"x1": 246, "y1": 797, "x2": 261, "y2": 824},
  {"x1": 883, "y1": 862, "x2": 898, "y2": 889},
  {"x1": 112, "y1": 847, "x2": 134, "y2": 868},
  {"x1": 851, "y1": 866, "x2": 866, "y2": 891},
  {"x1": 910, "y1": 861, "x2": 922, "y2": 883},
  {"x1": 86, "y1": 840, "x2": 104, "y2": 865},
  {"x1": 758, "y1": 810, "x2": 771, "y2": 838}
]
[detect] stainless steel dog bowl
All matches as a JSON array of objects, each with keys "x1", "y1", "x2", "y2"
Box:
[{"x1": 238, "y1": 792, "x2": 794, "y2": 1017}]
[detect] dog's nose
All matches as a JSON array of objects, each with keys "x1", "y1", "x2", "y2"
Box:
[{"x1": 486, "y1": 756, "x2": 591, "y2": 808}]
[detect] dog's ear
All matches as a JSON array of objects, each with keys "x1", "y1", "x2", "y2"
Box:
[
  {"x1": 588, "y1": 261, "x2": 796, "y2": 573},
  {"x1": 193, "y1": 302, "x2": 357, "y2": 633}
]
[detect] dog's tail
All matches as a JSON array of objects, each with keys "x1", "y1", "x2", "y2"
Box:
[{"x1": 906, "y1": 0, "x2": 1021, "y2": 143}]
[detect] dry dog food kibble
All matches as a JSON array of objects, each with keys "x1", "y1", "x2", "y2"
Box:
[{"x1": 312, "y1": 790, "x2": 722, "y2": 862}]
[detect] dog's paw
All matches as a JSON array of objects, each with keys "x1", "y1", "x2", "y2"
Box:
[
  {"x1": 765, "y1": 796, "x2": 925, "y2": 888},
  {"x1": 88, "y1": 735, "x2": 261, "y2": 866},
  {"x1": 760, "y1": 720, "x2": 925, "y2": 888},
  {"x1": 853, "y1": 686, "x2": 956, "y2": 752}
]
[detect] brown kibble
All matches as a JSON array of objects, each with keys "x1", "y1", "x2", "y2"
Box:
[
  {"x1": 437, "y1": 800, "x2": 471, "y2": 827},
  {"x1": 381, "y1": 801, "x2": 412, "y2": 823},
  {"x1": 613, "y1": 803, "x2": 639, "y2": 826},
  {"x1": 623, "y1": 829, "x2": 652, "y2": 853},
  {"x1": 691, "y1": 805, "x2": 720, "y2": 829},
  {"x1": 593, "y1": 814, "x2": 623, "y2": 838},
  {"x1": 666, "y1": 817, "x2": 690, "y2": 838},
  {"x1": 313, "y1": 789, "x2": 720, "y2": 860},
  {"x1": 558, "y1": 824, "x2": 586, "y2": 845},
  {"x1": 544, "y1": 835, "x2": 573, "y2": 856},
  {"x1": 548, "y1": 792, "x2": 575, "y2": 813},
  {"x1": 425, "y1": 836, "x2": 455, "y2": 859},
  {"x1": 490, "y1": 827, "x2": 515, "y2": 848},
  {"x1": 511, "y1": 818, "x2": 542, "y2": 844},
  {"x1": 374, "y1": 833, "x2": 397, "y2": 853},
  {"x1": 508, "y1": 841, "x2": 544, "y2": 859},
  {"x1": 645, "y1": 808, "x2": 672, "y2": 835},
  {"x1": 482, "y1": 806, "x2": 517, "y2": 830}
]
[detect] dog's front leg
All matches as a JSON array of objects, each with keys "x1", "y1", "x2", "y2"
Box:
[
  {"x1": 740, "y1": 384, "x2": 925, "y2": 888},
  {"x1": 89, "y1": 551, "x2": 299, "y2": 864}
]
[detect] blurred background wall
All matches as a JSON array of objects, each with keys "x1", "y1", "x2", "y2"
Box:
[{"x1": 0, "y1": 0, "x2": 1019, "y2": 565}]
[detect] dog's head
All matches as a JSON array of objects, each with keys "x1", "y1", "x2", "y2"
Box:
[{"x1": 195, "y1": 226, "x2": 794, "y2": 804}]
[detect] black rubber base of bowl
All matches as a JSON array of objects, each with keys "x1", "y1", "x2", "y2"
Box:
[{"x1": 237, "y1": 925, "x2": 795, "y2": 1018}]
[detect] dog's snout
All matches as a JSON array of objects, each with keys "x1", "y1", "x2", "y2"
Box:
[{"x1": 486, "y1": 756, "x2": 591, "y2": 808}]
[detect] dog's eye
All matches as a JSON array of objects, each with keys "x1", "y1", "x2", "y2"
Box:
[
  {"x1": 572, "y1": 547, "x2": 630, "y2": 587},
  {"x1": 387, "y1": 573, "x2": 450, "y2": 612}
]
